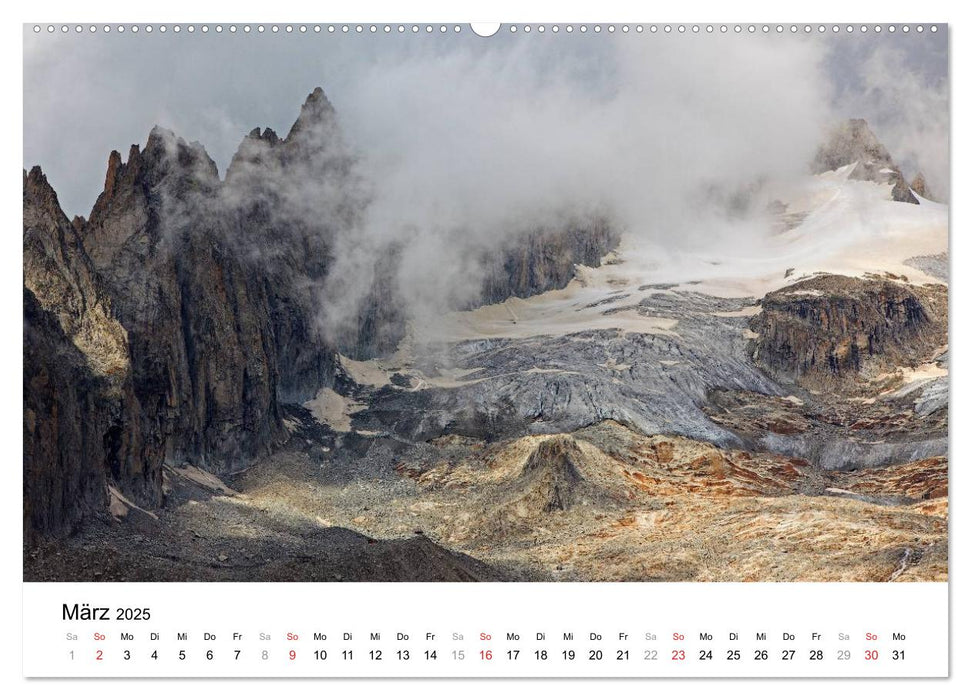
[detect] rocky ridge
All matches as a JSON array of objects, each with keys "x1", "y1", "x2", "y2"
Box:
[
  {"x1": 24, "y1": 168, "x2": 161, "y2": 539},
  {"x1": 23, "y1": 87, "x2": 618, "y2": 539}
]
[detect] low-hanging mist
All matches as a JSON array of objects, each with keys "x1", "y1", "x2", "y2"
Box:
[{"x1": 321, "y1": 33, "x2": 834, "y2": 334}]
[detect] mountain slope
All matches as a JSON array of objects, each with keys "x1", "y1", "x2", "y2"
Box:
[{"x1": 23, "y1": 87, "x2": 619, "y2": 539}]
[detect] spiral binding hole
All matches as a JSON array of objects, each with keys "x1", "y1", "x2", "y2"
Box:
[{"x1": 28, "y1": 23, "x2": 945, "y2": 37}]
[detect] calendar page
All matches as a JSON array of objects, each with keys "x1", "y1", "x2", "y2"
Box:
[{"x1": 21, "y1": 14, "x2": 950, "y2": 683}]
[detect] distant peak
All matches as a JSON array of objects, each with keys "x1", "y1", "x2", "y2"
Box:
[
  {"x1": 141, "y1": 125, "x2": 219, "y2": 181},
  {"x1": 226, "y1": 86, "x2": 349, "y2": 182},
  {"x1": 815, "y1": 118, "x2": 890, "y2": 164},
  {"x1": 226, "y1": 127, "x2": 282, "y2": 181},
  {"x1": 24, "y1": 164, "x2": 64, "y2": 213},
  {"x1": 245, "y1": 126, "x2": 280, "y2": 146},
  {"x1": 25, "y1": 165, "x2": 57, "y2": 200},
  {"x1": 812, "y1": 118, "x2": 918, "y2": 205},
  {"x1": 26, "y1": 164, "x2": 47, "y2": 187},
  {"x1": 305, "y1": 86, "x2": 330, "y2": 109},
  {"x1": 286, "y1": 87, "x2": 337, "y2": 141},
  {"x1": 147, "y1": 124, "x2": 176, "y2": 144},
  {"x1": 299, "y1": 86, "x2": 335, "y2": 119}
]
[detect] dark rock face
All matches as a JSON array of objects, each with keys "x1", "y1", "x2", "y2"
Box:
[
  {"x1": 812, "y1": 119, "x2": 919, "y2": 204},
  {"x1": 72, "y1": 89, "x2": 373, "y2": 470},
  {"x1": 478, "y1": 216, "x2": 618, "y2": 305},
  {"x1": 23, "y1": 86, "x2": 619, "y2": 538},
  {"x1": 224, "y1": 88, "x2": 413, "y2": 368},
  {"x1": 332, "y1": 250, "x2": 407, "y2": 361},
  {"x1": 23, "y1": 167, "x2": 161, "y2": 539},
  {"x1": 750, "y1": 275, "x2": 947, "y2": 388},
  {"x1": 24, "y1": 289, "x2": 109, "y2": 538},
  {"x1": 339, "y1": 216, "x2": 619, "y2": 356},
  {"x1": 223, "y1": 89, "x2": 357, "y2": 394},
  {"x1": 81, "y1": 129, "x2": 287, "y2": 474}
]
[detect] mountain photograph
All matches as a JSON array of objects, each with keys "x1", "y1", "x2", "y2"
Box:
[{"x1": 23, "y1": 25, "x2": 948, "y2": 582}]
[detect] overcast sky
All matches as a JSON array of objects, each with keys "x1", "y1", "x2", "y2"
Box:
[{"x1": 24, "y1": 25, "x2": 948, "y2": 218}]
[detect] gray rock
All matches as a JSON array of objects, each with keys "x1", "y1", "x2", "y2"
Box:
[{"x1": 812, "y1": 119, "x2": 919, "y2": 204}]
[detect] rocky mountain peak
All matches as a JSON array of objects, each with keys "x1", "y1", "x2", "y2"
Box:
[
  {"x1": 143, "y1": 126, "x2": 220, "y2": 183},
  {"x1": 88, "y1": 148, "x2": 140, "y2": 216},
  {"x1": 813, "y1": 118, "x2": 889, "y2": 170},
  {"x1": 226, "y1": 127, "x2": 281, "y2": 181},
  {"x1": 24, "y1": 165, "x2": 57, "y2": 205},
  {"x1": 226, "y1": 87, "x2": 351, "y2": 185},
  {"x1": 87, "y1": 129, "x2": 211, "y2": 218},
  {"x1": 248, "y1": 126, "x2": 280, "y2": 145},
  {"x1": 24, "y1": 167, "x2": 79, "y2": 239},
  {"x1": 104, "y1": 150, "x2": 124, "y2": 196},
  {"x1": 812, "y1": 118, "x2": 919, "y2": 204},
  {"x1": 286, "y1": 86, "x2": 336, "y2": 141}
]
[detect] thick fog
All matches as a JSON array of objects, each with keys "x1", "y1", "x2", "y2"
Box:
[{"x1": 318, "y1": 33, "x2": 833, "y2": 323}]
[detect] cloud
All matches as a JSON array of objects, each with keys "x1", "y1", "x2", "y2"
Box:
[
  {"x1": 23, "y1": 29, "x2": 947, "y2": 341},
  {"x1": 316, "y1": 33, "x2": 835, "y2": 325}
]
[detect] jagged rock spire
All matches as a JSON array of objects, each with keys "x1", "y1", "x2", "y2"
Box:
[
  {"x1": 226, "y1": 88, "x2": 343, "y2": 182},
  {"x1": 285, "y1": 86, "x2": 337, "y2": 142}
]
